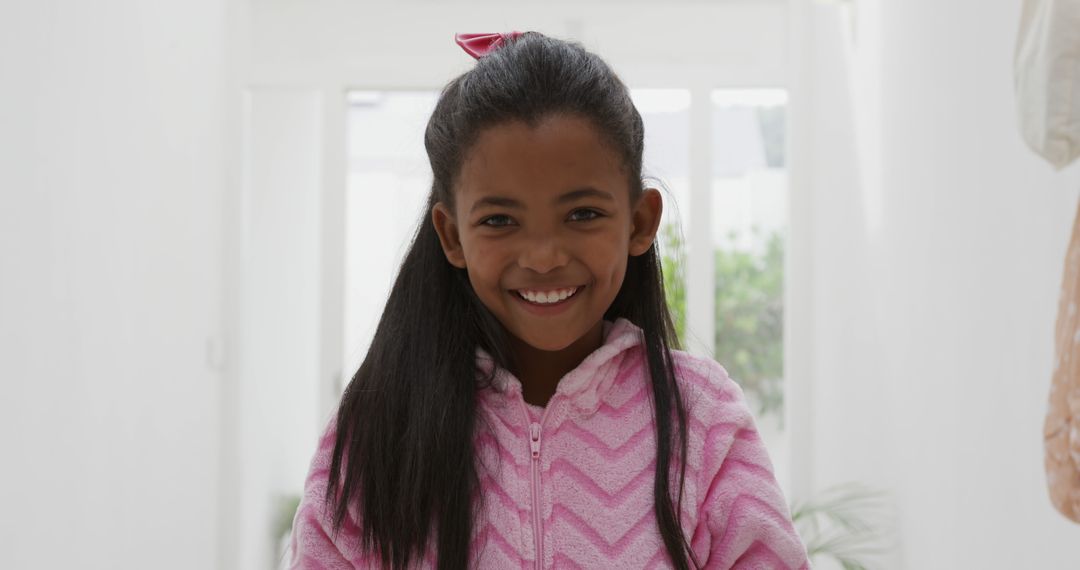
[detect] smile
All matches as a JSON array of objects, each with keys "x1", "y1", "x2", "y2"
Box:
[{"x1": 512, "y1": 286, "x2": 582, "y2": 305}]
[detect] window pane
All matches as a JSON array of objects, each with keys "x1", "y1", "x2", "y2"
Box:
[{"x1": 711, "y1": 87, "x2": 789, "y2": 479}]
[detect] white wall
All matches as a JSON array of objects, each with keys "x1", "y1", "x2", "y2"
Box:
[
  {"x1": 0, "y1": 1, "x2": 234, "y2": 568},
  {"x1": 231, "y1": 88, "x2": 334, "y2": 570},
  {"x1": 795, "y1": 0, "x2": 1080, "y2": 567}
]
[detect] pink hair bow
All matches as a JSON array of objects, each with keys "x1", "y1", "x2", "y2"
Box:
[{"x1": 454, "y1": 32, "x2": 524, "y2": 59}]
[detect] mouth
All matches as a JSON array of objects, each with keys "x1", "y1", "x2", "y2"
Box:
[{"x1": 510, "y1": 285, "x2": 583, "y2": 307}]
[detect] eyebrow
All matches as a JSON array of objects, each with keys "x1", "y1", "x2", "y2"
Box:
[{"x1": 469, "y1": 187, "x2": 615, "y2": 213}]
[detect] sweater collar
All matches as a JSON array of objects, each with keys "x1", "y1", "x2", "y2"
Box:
[{"x1": 475, "y1": 317, "x2": 645, "y2": 416}]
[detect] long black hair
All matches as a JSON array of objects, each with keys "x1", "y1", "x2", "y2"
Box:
[{"x1": 324, "y1": 32, "x2": 698, "y2": 569}]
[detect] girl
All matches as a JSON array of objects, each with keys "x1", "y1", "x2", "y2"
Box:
[{"x1": 286, "y1": 31, "x2": 810, "y2": 570}]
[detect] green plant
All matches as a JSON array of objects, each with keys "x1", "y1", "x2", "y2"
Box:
[
  {"x1": 790, "y1": 482, "x2": 894, "y2": 569},
  {"x1": 659, "y1": 222, "x2": 687, "y2": 341},
  {"x1": 273, "y1": 492, "x2": 302, "y2": 558},
  {"x1": 714, "y1": 225, "x2": 784, "y2": 420},
  {"x1": 659, "y1": 222, "x2": 786, "y2": 421}
]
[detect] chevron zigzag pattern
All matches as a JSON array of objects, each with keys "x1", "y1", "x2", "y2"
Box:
[{"x1": 287, "y1": 318, "x2": 811, "y2": 569}]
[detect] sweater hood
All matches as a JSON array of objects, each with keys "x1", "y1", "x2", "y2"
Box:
[{"x1": 475, "y1": 317, "x2": 646, "y2": 416}]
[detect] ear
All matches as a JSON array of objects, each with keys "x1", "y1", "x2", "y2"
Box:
[
  {"x1": 431, "y1": 201, "x2": 467, "y2": 269},
  {"x1": 628, "y1": 187, "x2": 663, "y2": 256}
]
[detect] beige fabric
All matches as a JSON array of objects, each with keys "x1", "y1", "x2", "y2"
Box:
[
  {"x1": 1015, "y1": 0, "x2": 1080, "y2": 169},
  {"x1": 1046, "y1": 197, "x2": 1080, "y2": 523}
]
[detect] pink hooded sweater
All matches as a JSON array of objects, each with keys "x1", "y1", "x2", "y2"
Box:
[{"x1": 287, "y1": 318, "x2": 811, "y2": 569}]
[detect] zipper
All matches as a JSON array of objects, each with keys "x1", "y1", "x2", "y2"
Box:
[
  {"x1": 517, "y1": 396, "x2": 552, "y2": 570},
  {"x1": 529, "y1": 421, "x2": 543, "y2": 570}
]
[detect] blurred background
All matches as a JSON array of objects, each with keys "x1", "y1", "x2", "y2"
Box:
[{"x1": 3, "y1": 0, "x2": 1079, "y2": 568}]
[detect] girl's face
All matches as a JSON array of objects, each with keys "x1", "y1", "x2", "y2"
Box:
[{"x1": 431, "y1": 113, "x2": 662, "y2": 352}]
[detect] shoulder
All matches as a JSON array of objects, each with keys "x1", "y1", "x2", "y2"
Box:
[
  {"x1": 666, "y1": 349, "x2": 759, "y2": 443},
  {"x1": 668, "y1": 349, "x2": 746, "y2": 409}
]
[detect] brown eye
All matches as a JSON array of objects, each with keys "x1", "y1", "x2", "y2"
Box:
[
  {"x1": 480, "y1": 214, "x2": 515, "y2": 227},
  {"x1": 568, "y1": 208, "x2": 602, "y2": 222}
]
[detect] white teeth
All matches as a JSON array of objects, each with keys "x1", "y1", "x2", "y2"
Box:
[{"x1": 518, "y1": 287, "x2": 579, "y2": 304}]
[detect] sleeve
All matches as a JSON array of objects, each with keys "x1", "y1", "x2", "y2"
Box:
[
  {"x1": 695, "y1": 362, "x2": 812, "y2": 570},
  {"x1": 284, "y1": 417, "x2": 367, "y2": 570}
]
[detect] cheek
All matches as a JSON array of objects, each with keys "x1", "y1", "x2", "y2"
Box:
[
  {"x1": 462, "y1": 240, "x2": 506, "y2": 288},
  {"x1": 580, "y1": 231, "x2": 630, "y2": 288},
  {"x1": 604, "y1": 256, "x2": 629, "y2": 293}
]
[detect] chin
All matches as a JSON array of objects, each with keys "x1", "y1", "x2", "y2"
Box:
[
  {"x1": 512, "y1": 328, "x2": 578, "y2": 352},
  {"x1": 527, "y1": 336, "x2": 576, "y2": 352}
]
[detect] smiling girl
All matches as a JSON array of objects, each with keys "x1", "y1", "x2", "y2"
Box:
[{"x1": 286, "y1": 31, "x2": 810, "y2": 570}]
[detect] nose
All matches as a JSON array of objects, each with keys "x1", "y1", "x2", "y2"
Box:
[{"x1": 517, "y1": 234, "x2": 570, "y2": 274}]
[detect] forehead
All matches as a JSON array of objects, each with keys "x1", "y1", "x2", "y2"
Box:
[{"x1": 456, "y1": 114, "x2": 628, "y2": 204}]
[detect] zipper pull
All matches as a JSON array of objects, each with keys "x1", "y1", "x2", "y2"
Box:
[{"x1": 530, "y1": 422, "x2": 541, "y2": 458}]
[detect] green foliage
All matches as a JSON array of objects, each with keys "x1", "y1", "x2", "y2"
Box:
[
  {"x1": 714, "y1": 225, "x2": 785, "y2": 420},
  {"x1": 659, "y1": 223, "x2": 687, "y2": 341},
  {"x1": 659, "y1": 222, "x2": 786, "y2": 421},
  {"x1": 273, "y1": 493, "x2": 302, "y2": 549},
  {"x1": 790, "y1": 482, "x2": 894, "y2": 569}
]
